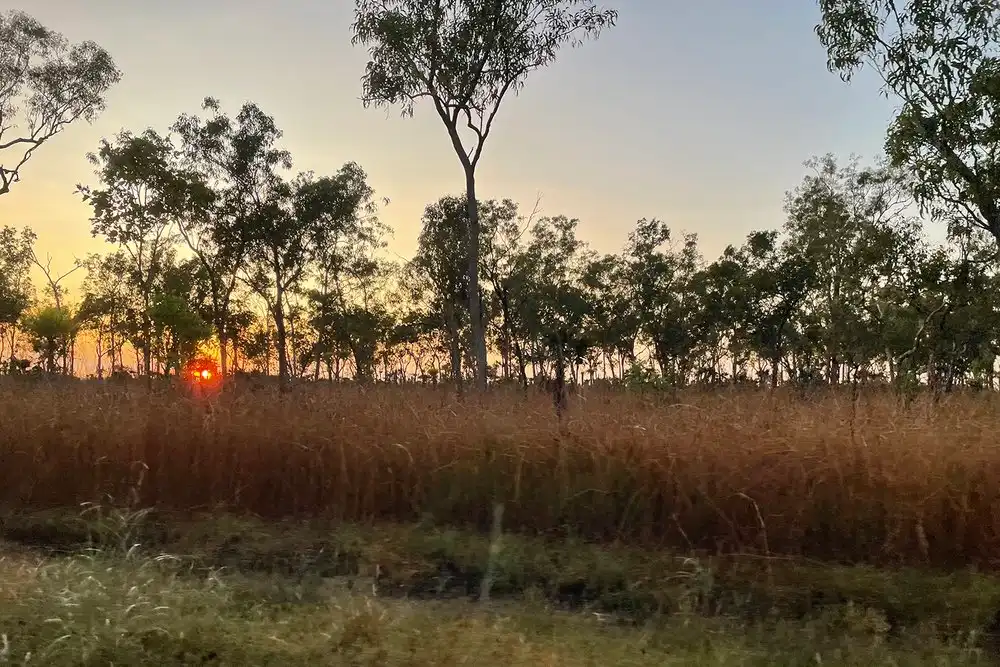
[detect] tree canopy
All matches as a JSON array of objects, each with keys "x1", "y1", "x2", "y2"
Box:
[
  {"x1": 816, "y1": 0, "x2": 1000, "y2": 245},
  {"x1": 0, "y1": 10, "x2": 120, "y2": 196}
]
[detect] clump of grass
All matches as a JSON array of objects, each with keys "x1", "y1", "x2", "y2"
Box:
[
  {"x1": 3, "y1": 380, "x2": 1000, "y2": 566},
  {"x1": 0, "y1": 548, "x2": 189, "y2": 664}
]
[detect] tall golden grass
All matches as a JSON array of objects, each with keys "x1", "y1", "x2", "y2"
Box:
[{"x1": 2, "y1": 378, "x2": 999, "y2": 567}]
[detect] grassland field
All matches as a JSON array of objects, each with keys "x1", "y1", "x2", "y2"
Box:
[{"x1": 2, "y1": 378, "x2": 1000, "y2": 664}]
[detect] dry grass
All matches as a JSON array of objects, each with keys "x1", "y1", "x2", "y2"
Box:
[{"x1": 2, "y1": 379, "x2": 1000, "y2": 567}]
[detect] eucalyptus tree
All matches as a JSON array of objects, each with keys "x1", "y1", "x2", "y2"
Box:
[
  {"x1": 170, "y1": 98, "x2": 291, "y2": 377},
  {"x1": 21, "y1": 305, "x2": 77, "y2": 374},
  {"x1": 238, "y1": 320, "x2": 275, "y2": 376},
  {"x1": 736, "y1": 230, "x2": 816, "y2": 388},
  {"x1": 0, "y1": 10, "x2": 120, "y2": 196},
  {"x1": 78, "y1": 251, "x2": 136, "y2": 376},
  {"x1": 330, "y1": 303, "x2": 396, "y2": 383},
  {"x1": 29, "y1": 251, "x2": 81, "y2": 312},
  {"x1": 386, "y1": 309, "x2": 433, "y2": 382},
  {"x1": 506, "y1": 215, "x2": 593, "y2": 399},
  {"x1": 478, "y1": 199, "x2": 528, "y2": 383},
  {"x1": 243, "y1": 163, "x2": 379, "y2": 389},
  {"x1": 79, "y1": 130, "x2": 191, "y2": 382},
  {"x1": 409, "y1": 197, "x2": 467, "y2": 387},
  {"x1": 782, "y1": 155, "x2": 921, "y2": 383},
  {"x1": 580, "y1": 253, "x2": 637, "y2": 380},
  {"x1": 329, "y1": 245, "x2": 398, "y2": 384},
  {"x1": 27, "y1": 249, "x2": 85, "y2": 374},
  {"x1": 148, "y1": 256, "x2": 213, "y2": 375},
  {"x1": 352, "y1": 0, "x2": 618, "y2": 390},
  {"x1": 623, "y1": 219, "x2": 703, "y2": 386},
  {"x1": 308, "y1": 257, "x2": 398, "y2": 384},
  {"x1": 899, "y1": 232, "x2": 1000, "y2": 392},
  {"x1": 815, "y1": 0, "x2": 1000, "y2": 248},
  {"x1": 410, "y1": 195, "x2": 511, "y2": 388},
  {"x1": 700, "y1": 246, "x2": 756, "y2": 383},
  {"x1": 0, "y1": 226, "x2": 35, "y2": 365},
  {"x1": 31, "y1": 255, "x2": 82, "y2": 374},
  {"x1": 304, "y1": 165, "x2": 389, "y2": 382}
]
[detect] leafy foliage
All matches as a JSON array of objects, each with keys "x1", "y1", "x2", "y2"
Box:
[
  {"x1": 816, "y1": 0, "x2": 1000, "y2": 243},
  {"x1": 0, "y1": 10, "x2": 120, "y2": 195}
]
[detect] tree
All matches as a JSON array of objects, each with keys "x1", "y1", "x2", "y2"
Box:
[
  {"x1": 481, "y1": 198, "x2": 535, "y2": 385},
  {"x1": 738, "y1": 231, "x2": 816, "y2": 389},
  {"x1": 79, "y1": 251, "x2": 138, "y2": 377},
  {"x1": 411, "y1": 196, "x2": 470, "y2": 388},
  {"x1": 21, "y1": 305, "x2": 76, "y2": 374},
  {"x1": 782, "y1": 155, "x2": 920, "y2": 383},
  {"x1": 305, "y1": 192, "x2": 390, "y2": 383},
  {"x1": 29, "y1": 251, "x2": 81, "y2": 311},
  {"x1": 410, "y1": 195, "x2": 512, "y2": 389},
  {"x1": 0, "y1": 225, "x2": 35, "y2": 364},
  {"x1": 815, "y1": 1, "x2": 1000, "y2": 247},
  {"x1": 0, "y1": 10, "x2": 120, "y2": 196},
  {"x1": 78, "y1": 130, "x2": 187, "y2": 383},
  {"x1": 309, "y1": 177, "x2": 391, "y2": 384},
  {"x1": 352, "y1": 0, "x2": 618, "y2": 390},
  {"x1": 580, "y1": 252, "x2": 637, "y2": 380},
  {"x1": 171, "y1": 98, "x2": 291, "y2": 378},
  {"x1": 622, "y1": 219, "x2": 705, "y2": 386},
  {"x1": 149, "y1": 290, "x2": 213, "y2": 377},
  {"x1": 243, "y1": 164, "x2": 379, "y2": 389},
  {"x1": 505, "y1": 215, "x2": 593, "y2": 396}
]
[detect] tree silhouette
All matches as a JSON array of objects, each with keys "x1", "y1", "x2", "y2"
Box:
[
  {"x1": 352, "y1": 0, "x2": 618, "y2": 391},
  {"x1": 0, "y1": 10, "x2": 120, "y2": 196}
]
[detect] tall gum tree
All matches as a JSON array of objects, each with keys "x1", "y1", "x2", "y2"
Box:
[
  {"x1": 815, "y1": 1, "x2": 1000, "y2": 246},
  {"x1": 351, "y1": 0, "x2": 618, "y2": 390},
  {"x1": 0, "y1": 10, "x2": 120, "y2": 196},
  {"x1": 410, "y1": 195, "x2": 512, "y2": 390}
]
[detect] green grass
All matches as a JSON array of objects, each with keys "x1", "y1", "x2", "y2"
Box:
[{"x1": 0, "y1": 506, "x2": 998, "y2": 665}]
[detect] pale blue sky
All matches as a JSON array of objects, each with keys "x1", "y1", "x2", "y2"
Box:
[{"x1": 4, "y1": 0, "x2": 899, "y2": 278}]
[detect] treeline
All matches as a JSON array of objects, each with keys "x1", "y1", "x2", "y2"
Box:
[
  {"x1": 1, "y1": 127, "x2": 998, "y2": 392},
  {"x1": 2, "y1": 2, "x2": 999, "y2": 393}
]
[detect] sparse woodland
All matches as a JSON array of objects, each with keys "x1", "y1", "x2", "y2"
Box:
[
  {"x1": 0, "y1": 0, "x2": 999, "y2": 568},
  {"x1": 1, "y1": 3, "x2": 999, "y2": 400},
  {"x1": 5, "y1": 3, "x2": 1000, "y2": 664}
]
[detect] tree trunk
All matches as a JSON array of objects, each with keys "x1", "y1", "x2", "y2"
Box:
[
  {"x1": 464, "y1": 168, "x2": 488, "y2": 391},
  {"x1": 273, "y1": 281, "x2": 289, "y2": 392},
  {"x1": 445, "y1": 301, "x2": 463, "y2": 393},
  {"x1": 219, "y1": 329, "x2": 229, "y2": 378},
  {"x1": 553, "y1": 335, "x2": 568, "y2": 420},
  {"x1": 215, "y1": 284, "x2": 231, "y2": 378},
  {"x1": 95, "y1": 330, "x2": 104, "y2": 379},
  {"x1": 495, "y1": 287, "x2": 526, "y2": 388},
  {"x1": 142, "y1": 301, "x2": 153, "y2": 389}
]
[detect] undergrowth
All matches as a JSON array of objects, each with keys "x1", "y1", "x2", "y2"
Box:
[{"x1": 0, "y1": 506, "x2": 997, "y2": 665}]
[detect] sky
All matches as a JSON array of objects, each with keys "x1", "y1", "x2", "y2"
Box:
[{"x1": 3, "y1": 0, "x2": 900, "y2": 291}]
